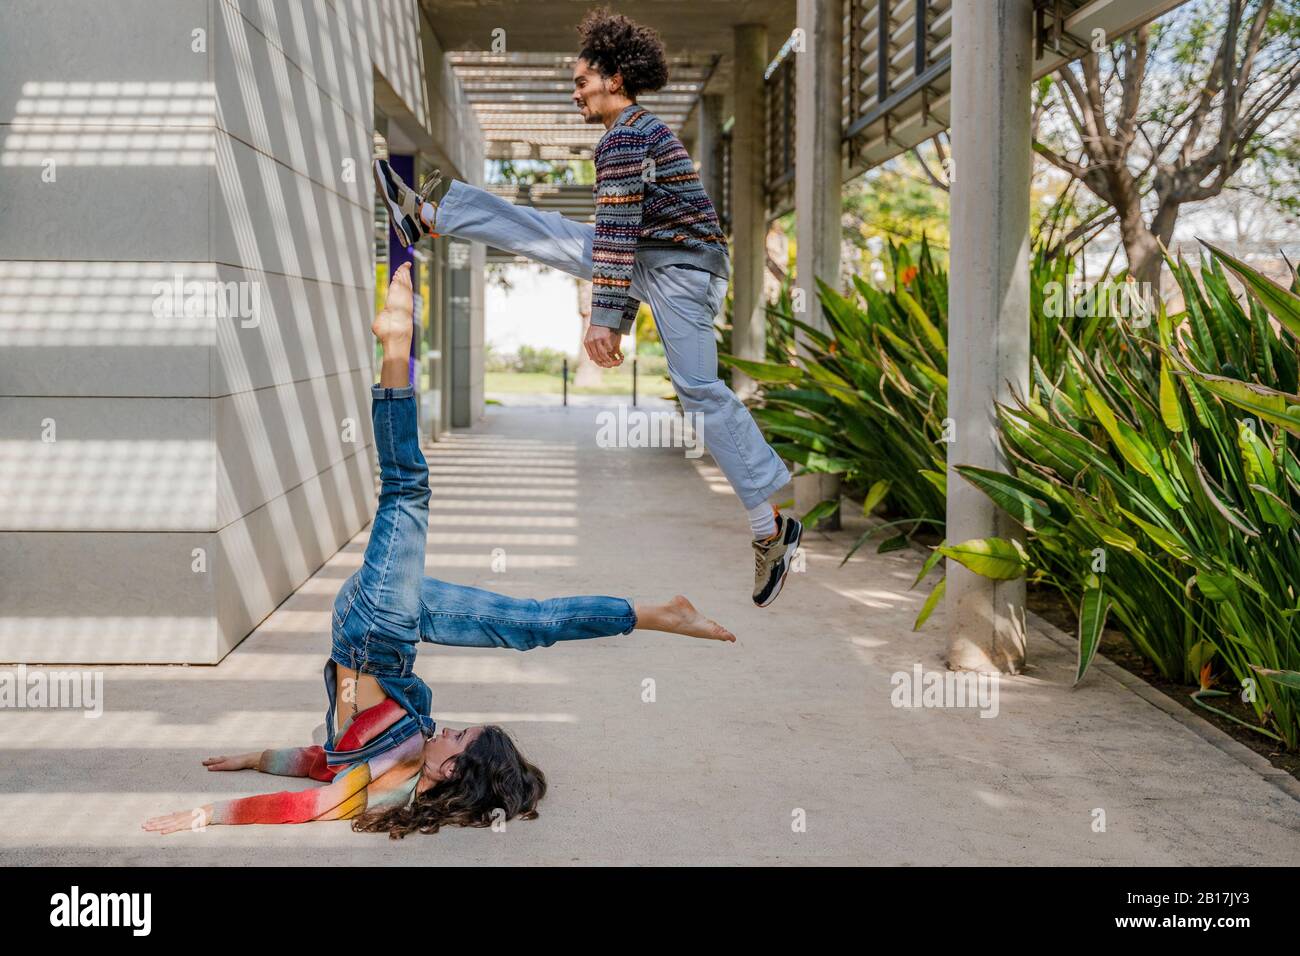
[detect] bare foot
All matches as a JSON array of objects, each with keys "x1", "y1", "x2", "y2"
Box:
[
  {"x1": 373, "y1": 261, "x2": 415, "y2": 347},
  {"x1": 662, "y1": 595, "x2": 736, "y2": 642}
]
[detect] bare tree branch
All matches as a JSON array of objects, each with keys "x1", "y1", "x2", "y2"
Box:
[{"x1": 909, "y1": 144, "x2": 950, "y2": 193}]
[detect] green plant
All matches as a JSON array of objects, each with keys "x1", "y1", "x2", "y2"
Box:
[
  {"x1": 721, "y1": 241, "x2": 950, "y2": 548},
  {"x1": 514, "y1": 345, "x2": 572, "y2": 376},
  {"x1": 722, "y1": 239, "x2": 1123, "y2": 556},
  {"x1": 940, "y1": 244, "x2": 1300, "y2": 746}
]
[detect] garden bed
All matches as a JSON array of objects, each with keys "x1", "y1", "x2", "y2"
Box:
[{"x1": 1027, "y1": 584, "x2": 1300, "y2": 782}]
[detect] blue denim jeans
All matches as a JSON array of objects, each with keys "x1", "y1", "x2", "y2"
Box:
[
  {"x1": 436, "y1": 181, "x2": 791, "y2": 510},
  {"x1": 325, "y1": 384, "x2": 638, "y2": 765}
]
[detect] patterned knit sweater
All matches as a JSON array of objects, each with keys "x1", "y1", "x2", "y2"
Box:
[
  {"x1": 208, "y1": 699, "x2": 423, "y2": 825},
  {"x1": 590, "y1": 103, "x2": 731, "y2": 331}
]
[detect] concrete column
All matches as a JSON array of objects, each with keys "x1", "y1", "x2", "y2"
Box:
[
  {"x1": 731, "y1": 24, "x2": 768, "y2": 399},
  {"x1": 946, "y1": 0, "x2": 1034, "y2": 674},
  {"x1": 794, "y1": 0, "x2": 843, "y2": 330},
  {"x1": 695, "y1": 93, "x2": 724, "y2": 210},
  {"x1": 791, "y1": 0, "x2": 844, "y2": 528},
  {"x1": 448, "y1": 238, "x2": 475, "y2": 428},
  {"x1": 422, "y1": 235, "x2": 446, "y2": 439}
]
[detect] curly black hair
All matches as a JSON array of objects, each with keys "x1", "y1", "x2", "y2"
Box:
[
  {"x1": 351, "y1": 725, "x2": 547, "y2": 839},
  {"x1": 576, "y1": 6, "x2": 669, "y2": 98}
]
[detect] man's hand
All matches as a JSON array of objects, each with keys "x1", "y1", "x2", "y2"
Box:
[{"x1": 584, "y1": 324, "x2": 624, "y2": 367}]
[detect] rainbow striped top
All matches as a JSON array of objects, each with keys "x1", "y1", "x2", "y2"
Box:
[
  {"x1": 590, "y1": 103, "x2": 731, "y2": 331},
  {"x1": 208, "y1": 699, "x2": 423, "y2": 825}
]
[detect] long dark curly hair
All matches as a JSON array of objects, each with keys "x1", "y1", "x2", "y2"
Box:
[
  {"x1": 350, "y1": 725, "x2": 547, "y2": 839},
  {"x1": 577, "y1": 6, "x2": 669, "y2": 98}
]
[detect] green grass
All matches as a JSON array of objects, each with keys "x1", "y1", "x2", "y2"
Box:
[{"x1": 486, "y1": 359, "x2": 670, "y2": 396}]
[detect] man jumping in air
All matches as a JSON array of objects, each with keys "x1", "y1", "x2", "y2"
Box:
[{"x1": 374, "y1": 6, "x2": 802, "y2": 607}]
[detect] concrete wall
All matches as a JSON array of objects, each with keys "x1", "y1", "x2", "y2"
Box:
[{"x1": 0, "y1": 0, "x2": 454, "y2": 663}]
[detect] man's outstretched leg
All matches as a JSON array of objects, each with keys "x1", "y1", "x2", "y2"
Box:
[{"x1": 375, "y1": 160, "x2": 597, "y2": 284}]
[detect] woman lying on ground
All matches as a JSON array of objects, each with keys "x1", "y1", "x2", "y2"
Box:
[{"x1": 143, "y1": 262, "x2": 734, "y2": 839}]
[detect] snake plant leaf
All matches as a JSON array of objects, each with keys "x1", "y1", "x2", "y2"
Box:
[
  {"x1": 801, "y1": 498, "x2": 840, "y2": 527},
  {"x1": 912, "y1": 576, "x2": 946, "y2": 631},
  {"x1": 1176, "y1": 367, "x2": 1300, "y2": 437},
  {"x1": 1250, "y1": 666, "x2": 1300, "y2": 691},
  {"x1": 1194, "y1": 571, "x2": 1238, "y2": 602},
  {"x1": 954, "y1": 465, "x2": 1067, "y2": 533},
  {"x1": 912, "y1": 540, "x2": 946, "y2": 589},
  {"x1": 1200, "y1": 240, "x2": 1300, "y2": 342},
  {"x1": 1247, "y1": 483, "x2": 1300, "y2": 528},
  {"x1": 1192, "y1": 455, "x2": 1262, "y2": 537},
  {"x1": 717, "y1": 354, "x2": 803, "y2": 383},
  {"x1": 896, "y1": 288, "x2": 946, "y2": 353},
  {"x1": 862, "y1": 480, "x2": 891, "y2": 515},
  {"x1": 1180, "y1": 373, "x2": 1214, "y2": 428},
  {"x1": 779, "y1": 314, "x2": 836, "y2": 351},
  {"x1": 877, "y1": 534, "x2": 908, "y2": 553},
  {"x1": 773, "y1": 444, "x2": 857, "y2": 474},
  {"x1": 913, "y1": 361, "x2": 949, "y2": 391},
  {"x1": 1116, "y1": 507, "x2": 1193, "y2": 563},
  {"x1": 1076, "y1": 584, "x2": 1110, "y2": 685},
  {"x1": 1237, "y1": 423, "x2": 1291, "y2": 529},
  {"x1": 1073, "y1": 511, "x2": 1140, "y2": 552},
  {"x1": 1159, "y1": 358, "x2": 1186, "y2": 433},
  {"x1": 938, "y1": 537, "x2": 1030, "y2": 580},
  {"x1": 919, "y1": 469, "x2": 946, "y2": 497},
  {"x1": 764, "y1": 388, "x2": 839, "y2": 413},
  {"x1": 1081, "y1": 386, "x2": 1182, "y2": 508}
]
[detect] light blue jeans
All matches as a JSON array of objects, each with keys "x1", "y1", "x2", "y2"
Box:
[
  {"x1": 435, "y1": 181, "x2": 791, "y2": 510},
  {"x1": 326, "y1": 384, "x2": 638, "y2": 763}
]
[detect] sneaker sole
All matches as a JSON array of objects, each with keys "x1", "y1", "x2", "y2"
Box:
[
  {"x1": 374, "y1": 160, "x2": 423, "y2": 247},
  {"x1": 756, "y1": 519, "x2": 803, "y2": 608}
]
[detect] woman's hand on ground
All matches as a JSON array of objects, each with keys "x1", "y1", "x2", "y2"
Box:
[
  {"x1": 202, "y1": 752, "x2": 260, "y2": 771},
  {"x1": 142, "y1": 805, "x2": 213, "y2": 835}
]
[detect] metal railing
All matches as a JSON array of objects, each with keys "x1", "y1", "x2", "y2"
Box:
[
  {"x1": 559, "y1": 357, "x2": 639, "y2": 408},
  {"x1": 764, "y1": 52, "x2": 797, "y2": 217},
  {"x1": 717, "y1": 0, "x2": 956, "y2": 222}
]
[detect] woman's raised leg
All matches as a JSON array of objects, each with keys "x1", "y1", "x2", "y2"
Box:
[
  {"x1": 352, "y1": 262, "x2": 428, "y2": 641},
  {"x1": 418, "y1": 578, "x2": 736, "y2": 648}
]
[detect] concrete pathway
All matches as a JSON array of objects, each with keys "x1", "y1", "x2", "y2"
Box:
[{"x1": 2, "y1": 404, "x2": 1297, "y2": 865}]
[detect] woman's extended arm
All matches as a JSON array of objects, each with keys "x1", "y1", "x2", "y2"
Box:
[
  {"x1": 144, "y1": 697, "x2": 414, "y2": 833},
  {"x1": 255, "y1": 746, "x2": 336, "y2": 781},
  {"x1": 142, "y1": 763, "x2": 372, "y2": 834},
  {"x1": 202, "y1": 747, "x2": 337, "y2": 781},
  {"x1": 200, "y1": 699, "x2": 409, "y2": 781}
]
